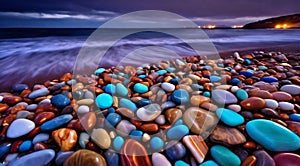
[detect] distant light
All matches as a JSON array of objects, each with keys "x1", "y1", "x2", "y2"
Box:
[
  {"x1": 274, "y1": 23, "x2": 290, "y2": 29},
  {"x1": 207, "y1": 25, "x2": 216, "y2": 29},
  {"x1": 232, "y1": 25, "x2": 243, "y2": 29}
]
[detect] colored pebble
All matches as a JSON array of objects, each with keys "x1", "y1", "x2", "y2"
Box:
[
  {"x1": 7, "y1": 119, "x2": 35, "y2": 138},
  {"x1": 12, "y1": 84, "x2": 28, "y2": 92},
  {"x1": 240, "y1": 97, "x2": 266, "y2": 110},
  {"x1": 290, "y1": 114, "x2": 300, "y2": 122},
  {"x1": 210, "y1": 145, "x2": 241, "y2": 166},
  {"x1": 212, "y1": 89, "x2": 237, "y2": 105},
  {"x1": 273, "y1": 153, "x2": 300, "y2": 166},
  {"x1": 258, "y1": 66, "x2": 268, "y2": 71},
  {"x1": 137, "y1": 103, "x2": 162, "y2": 121},
  {"x1": 77, "y1": 105, "x2": 89, "y2": 114},
  {"x1": 210, "y1": 125, "x2": 246, "y2": 145},
  {"x1": 167, "y1": 125, "x2": 189, "y2": 140},
  {"x1": 105, "y1": 113, "x2": 121, "y2": 127},
  {"x1": 91, "y1": 128, "x2": 111, "y2": 149},
  {"x1": 210, "y1": 75, "x2": 221, "y2": 82},
  {"x1": 175, "y1": 160, "x2": 189, "y2": 166},
  {"x1": 104, "y1": 150, "x2": 119, "y2": 166},
  {"x1": 280, "y1": 84, "x2": 300, "y2": 95},
  {"x1": 95, "y1": 93, "x2": 113, "y2": 109},
  {"x1": 166, "y1": 141, "x2": 186, "y2": 160},
  {"x1": 253, "y1": 150, "x2": 275, "y2": 166},
  {"x1": 150, "y1": 137, "x2": 164, "y2": 151},
  {"x1": 246, "y1": 119, "x2": 300, "y2": 151},
  {"x1": 116, "y1": 83, "x2": 128, "y2": 96},
  {"x1": 260, "y1": 76, "x2": 278, "y2": 83},
  {"x1": 200, "y1": 160, "x2": 219, "y2": 166},
  {"x1": 0, "y1": 143, "x2": 11, "y2": 158},
  {"x1": 133, "y1": 83, "x2": 149, "y2": 93},
  {"x1": 19, "y1": 140, "x2": 32, "y2": 152},
  {"x1": 40, "y1": 114, "x2": 73, "y2": 131},
  {"x1": 78, "y1": 132, "x2": 89, "y2": 149},
  {"x1": 183, "y1": 135, "x2": 208, "y2": 163},
  {"x1": 129, "y1": 130, "x2": 143, "y2": 141},
  {"x1": 64, "y1": 149, "x2": 107, "y2": 166},
  {"x1": 113, "y1": 136, "x2": 124, "y2": 151},
  {"x1": 9, "y1": 149, "x2": 55, "y2": 166},
  {"x1": 116, "y1": 120, "x2": 136, "y2": 137},
  {"x1": 119, "y1": 98, "x2": 137, "y2": 112},
  {"x1": 171, "y1": 89, "x2": 190, "y2": 104},
  {"x1": 52, "y1": 128, "x2": 78, "y2": 151},
  {"x1": 236, "y1": 89, "x2": 248, "y2": 100},
  {"x1": 264, "y1": 99, "x2": 279, "y2": 109},
  {"x1": 278, "y1": 102, "x2": 294, "y2": 111},
  {"x1": 105, "y1": 84, "x2": 116, "y2": 94},
  {"x1": 152, "y1": 152, "x2": 171, "y2": 166},
  {"x1": 33, "y1": 133, "x2": 49, "y2": 144},
  {"x1": 230, "y1": 78, "x2": 241, "y2": 85},
  {"x1": 216, "y1": 108, "x2": 244, "y2": 126},
  {"x1": 55, "y1": 151, "x2": 74, "y2": 166},
  {"x1": 51, "y1": 94, "x2": 70, "y2": 108},
  {"x1": 161, "y1": 82, "x2": 175, "y2": 92},
  {"x1": 28, "y1": 87, "x2": 49, "y2": 99},
  {"x1": 94, "y1": 68, "x2": 105, "y2": 75}
]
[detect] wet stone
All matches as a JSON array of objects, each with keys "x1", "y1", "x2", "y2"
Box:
[
  {"x1": 240, "y1": 97, "x2": 266, "y2": 110},
  {"x1": 216, "y1": 108, "x2": 244, "y2": 126},
  {"x1": 273, "y1": 153, "x2": 300, "y2": 166},
  {"x1": 55, "y1": 151, "x2": 74, "y2": 166},
  {"x1": 152, "y1": 152, "x2": 171, "y2": 166},
  {"x1": 253, "y1": 150, "x2": 275, "y2": 166},
  {"x1": 166, "y1": 141, "x2": 186, "y2": 161},
  {"x1": 210, "y1": 125, "x2": 246, "y2": 145},
  {"x1": 64, "y1": 149, "x2": 107, "y2": 166},
  {"x1": 9, "y1": 149, "x2": 55, "y2": 166},
  {"x1": 137, "y1": 104, "x2": 161, "y2": 122},
  {"x1": 52, "y1": 128, "x2": 78, "y2": 151},
  {"x1": 280, "y1": 84, "x2": 300, "y2": 95},
  {"x1": 91, "y1": 128, "x2": 111, "y2": 149},
  {"x1": 210, "y1": 145, "x2": 241, "y2": 166},
  {"x1": 28, "y1": 88, "x2": 49, "y2": 99},
  {"x1": 171, "y1": 89, "x2": 190, "y2": 104},
  {"x1": 51, "y1": 94, "x2": 70, "y2": 108},
  {"x1": 212, "y1": 89, "x2": 237, "y2": 105},
  {"x1": 183, "y1": 135, "x2": 208, "y2": 163},
  {"x1": 7, "y1": 119, "x2": 35, "y2": 138},
  {"x1": 40, "y1": 114, "x2": 73, "y2": 131}
]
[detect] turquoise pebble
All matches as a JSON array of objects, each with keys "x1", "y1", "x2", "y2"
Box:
[
  {"x1": 200, "y1": 160, "x2": 219, "y2": 166},
  {"x1": 51, "y1": 94, "x2": 70, "y2": 108},
  {"x1": 94, "y1": 68, "x2": 105, "y2": 75},
  {"x1": 104, "y1": 84, "x2": 116, "y2": 94},
  {"x1": 150, "y1": 137, "x2": 164, "y2": 151},
  {"x1": 175, "y1": 160, "x2": 189, "y2": 166},
  {"x1": 79, "y1": 132, "x2": 89, "y2": 149},
  {"x1": 133, "y1": 83, "x2": 149, "y2": 93},
  {"x1": 203, "y1": 66, "x2": 212, "y2": 70},
  {"x1": 19, "y1": 141, "x2": 32, "y2": 152},
  {"x1": 246, "y1": 119, "x2": 300, "y2": 151},
  {"x1": 216, "y1": 108, "x2": 244, "y2": 126},
  {"x1": 129, "y1": 130, "x2": 143, "y2": 141},
  {"x1": 113, "y1": 136, "x2": 124, "y2": 151},
  {"x1": 229, "y1": 78, "x2": 241, "y2": 85},
  {"x1": 258, "y1": 66, "x2": 268, "y2": 71},
  {"x1": 236, "y1": 89, "x2": 248, "y2": 100},
  {"x1": 12, "y1": 84, "x2": 28, "y2": 92},
  {"x1": 40, "y1": 114, "x2": 73, "y2": 131},
  {"x1": 244, "y1": 58, "x2": 251, "y2": 65},
  {"x1": 105, "y1": 113, "x2": 121, "y2": 127},
  {"x1": 10, "y1": 149, "x2": 55, "y2": 166},
  {"x1": 119, "y1": 98, "x2": 137, "y2": 112},
  {"x1": 166, "y1": 67, "x2": 175, "y2": 73},
  {"x1": 203, "y1": 91, "x2": 211, "y2": 97},
  {"x1": 210, "y1": 76, "x2": 221, "y2": 82},
  {"x1": 55, "y1": 151, "x2": 74, "y2": 166},
  {"x1": 239, "y1": 71, "x2": 253, "y2": 78},
  {"x1": 210, "y1": 145, "x2": 241, "y2": 166},
  {"x1": 166, "y1": 141, "x2": 186, "y2": 160},
  {"x1": 96, "y1": 93, "x2": 113, "y2": 109},
  {"x1": 290, "y1": 114, "x2": 300, "y2": 122},
  {"x1": 0, "y1": 143, "x2": 11, "y2": 158},
  {"x1": 167, "y1": 125, "x2": 189, "y2": 140},
  {"x1": 156, "y1": 70, "x2": 167, "y2": 75},
  {"x1": 123, "y1": 79, "x2": 130, "y2": 86},
  {"x1": 260, "y1": 76, "x2": 278, "y2": 83},
  {"x1": 171, "y1": 89, "x2": 190, "y2": 104},
  {"x1": 104, "y1": 150, "x2": 119, "y2": 166},
  {"x1": 174, "y1": 119, "x2": 183, "y2": 126},
  {"x1": 138, "y1": 75, "x2": 146, "y2": 79}
]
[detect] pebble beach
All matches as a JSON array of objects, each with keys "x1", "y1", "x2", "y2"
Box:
[{"x1": 0, "y1": 50, "x2": 300, "y2": 166}]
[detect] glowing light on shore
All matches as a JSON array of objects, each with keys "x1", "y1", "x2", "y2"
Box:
[
  {"x1": 206, "y1": 25, "x2": 216, "y2": 29},
  {"x1": 232, "y1": 25, "x2": 243, "y2": 29},
  {"x1": 274, "y1": 23, "x2": 290, "y2": 29}
]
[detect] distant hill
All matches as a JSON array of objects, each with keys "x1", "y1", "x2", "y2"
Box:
[{"x1": 243, "y1": 14, "x2": 300, "y2": 29}]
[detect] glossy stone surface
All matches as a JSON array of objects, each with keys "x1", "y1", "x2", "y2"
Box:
[
  {"x1": 91, "y1": 128, "x2": 111, "y2": 149},
  {"x1": 64, "y1": 149, "x2": 107, "y2": 166},
  {"x1": 95, "y1": 93, "x2": 113, "y2": 109},
  {"x1": 40, "y1": 114, "x2": 73, "y2": 131},
  {"x1": 28, "y1": 88, "x2": 49, "y2": 99},
  {"x1": 52, "y1": 128, "x2": 78, "y2": 151},
  {"x1": 167, "y1": 125, "x2": 189, "y2": 140},
  {"x1": 9, "y1": 149, "x2": 55, "y2": 166},
  {"x1": 166, "y1": 141, "x2": 186, "y2": 161},
  {"x1": 212, "y1": 89, "x2": 237, "y2": 105},
  {"x1": 171, "y1": 89, "x2": 190, "y2": 104},
  {"x1": 133, "y1": 83, "x2": 149, "y2": 93},
  {"x1": 51, "y1": 94, "x2": 70, "y2": 108},
  {"x1": 216, "y1": 108, "x2": 244, "y2": 126},
  {"x1": 210, "y1": 145, "x2": 241, "y2": 166},
  {"x1": 152, "y1": 152, "x2": 171, "y2": 166},
  {"x1": 210, "y1": 125, "x2": 246, "y2": 145},
  {"x1": 240, "y1": 97, "x2": 266, "y2": 110},
  {"x1": 273, "y1": 153, "x2": 300, "y2": 166},
  {"x1": 116, "y1": 83, "x2": 128, "y2": 96},
  {"x1": 137, "y1": 104, "x2": 161, "y2": 122},
  {"x1": 7, "y1": 119, "x2": 35, "y2": 138},
  {"x1": 280, "y1": 84, "x2": 300, "y2": 95},
  {"x1": 183, "y1": 135, "x2": 208, "y2": 163},
  {"x1": 253, "y1": 150, "x2": 275, "y2": 166}
]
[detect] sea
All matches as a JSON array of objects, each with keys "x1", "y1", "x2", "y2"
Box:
[{"x1": 0, "y1": 28, "x2": 299, "y2": 91}]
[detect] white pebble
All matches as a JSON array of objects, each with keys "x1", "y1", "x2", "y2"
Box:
[
  {"x1": 155, "y1": 115, "x2": 166, "y2": 125},
  {"x1": 142, "y1": 133, "x2": 151, "y2": 142},
  {"x1": 265, "y1": 99, "x2": 279, "y2": 109},
  {"x1": 279, "y1": 102, "x2": 294, "y2": 111},
  {"x1": 27, "y1": 104, "x2": 38, "y2": 111},
  {"x1": 231, "y1": 86, "x2": 239, "y2": 93},
  {"x1": 0, "y1": 96, "x2": 3, "y2": 102},
  {"x1": 77, "y1": 105, "x2": 89, "y2": 114},
  {"x1": 16, "y1": 102, "x2": 28, "y2": 107},
  {"x1": 161, "y1": 82, "x2": 175, "y2": 92},
  {"x1": 39, "y1": 99, "x2": 51, "y2": 104}
]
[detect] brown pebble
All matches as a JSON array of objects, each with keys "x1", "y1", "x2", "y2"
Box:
[
  {"x1": 27, "y1": 127, "x2": 41, "y2": 138},
  {"x1": 0, "y1": 103, "x2": 9, "y2": 113},
  {"x1": 165, "y1": 108, "x2": 182, "y2": 124},
  {"x1": 34, "y1": 142, "x2": 48, "y2": 151},
  {"x1": 64, "y1": 149, "x2": 107, "y2": 166},
  {"x1": 243, "y1": 141, "x2": 257, "y2": 149},
  {"x1": 286, "y1": 121, "x2": 300, "y2": 137},
  {"x1": 67, "y1": 119, "x2": 85, "y2": 131},
  {"x1": 190, "y1": 95, "x2": 211, "y2": 106},
  {"x1": 210, "y1": 125, "x2": 246, "y2": 145},
  {"x1": 60, "y1": 73, "x2": 72, "y2": 81},
  {"x1": 183, "y1": 135, "x2": 208, "y2": 163},
  {"x1": 52, "y1": 128, "x2": 78, "y2": 151},
  {"x1": 248, "y1": 89, "x2": 273, "y2": 99},
  {"x1": 10, "y1": 140, "x2": 22, "y2": 153},
  {"x1": 79, "y1": 112, "x2": 96, "y2": 131},
  {"x1": 3, "y1": 96, "x2": 22, "y2": 105},
  {"x1": 272, "y1": 91, "x2": 293, "y2": 101},
  {"x1": 140, "y1": 123, "x2": 159, "y2": 133},
  {"x1": 240, "y1": 97, "x2": 266, "y2": 110},
  {"x1": 36, "y1": 103, "x2": 57, "y2": 114},
  {"x1": 34, "y1": 112, "x2": 55, "y2": 125},
  {"x1": 2, "y1": 114, "x2": 16, "y2": 126},
  {"x1": 242, "y1": 155, "x2": 257, "y2": 166},
  {"x1": 200, "y1": 102, "x2": 218, "y2": 112},
  {"x1": 116, "y1": 108, "x2": 134, "y2": 118}
]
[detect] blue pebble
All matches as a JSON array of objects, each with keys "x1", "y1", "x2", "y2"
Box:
[
  {"x1": 12, "y1": 84, "x2": 28, "y2": 92},
  {"x1": 130, "y1": 130, "x2": 143, "y2": 141},
  {"x1": 166, "y1": 67, "x2": 175, "y2": 73},
  {"x1": 116, "y1": 83, "x2": 128, "y2": 96},
  {"x1": 161, "y1": 101, "x2": 176, "y2": 110},
  {"x1": 133, "y1": 83, "x2": 149, "y2": 93},
  {"x1": 41, "y1": 114, "x2": 73, "y2": 131},
  {"x1": 167, "y1": 125, "x2": 189, "y2": 140},
  {"x1": 166, "y1": 141, "x2": 186, "y2": 160},
  {"x1": 94, "y1": 68, "x2": 105, "y2": 75},
  {"x1": 55, "y1": 151, "x2": 74, "y2": 166},
  {"x1": 210, "y1": 76, "x2": 221, "y2": 82},
  {"x1": 104, "y1": 150, "x2": 119, "y2": 166},
  {"x1": 239, "y1": 71, "x2": 253, "y2": 78},
  {"x1": 156, "y1": 70, "x2": 167, "y2": 75},
  {"x1": 108, "y1": 108, "x2": 116, "y2": 113},
  {"x1": 174, "y1": 119, "x2": 183, "y2": 126},
  {"x1": 203, "y1": 66, "x2": 212, "y2": 70},
  {"x1": 104, "y1": 84, "x2": 116, "y2": 94},
  {"x1": 137, "y1": 98, "x2": 152, "y2": 107},
  {"x1": 229, "y1": 78, "x2": 241, "y2": 86},
  {"x1": 175, "y1": 160, "x2": 189, "y2": 166},
  {"x1": 9, "y1": 149, "x2": 55, "y2": 166},
  {"x1": 0, "y1": 143, "x2": 11, "y2": 158},
  {"x1": 170, "y1": 77, "x2": 180, "y2": 85},
  {"x1": 123, "y1": 79, "x2": 130, "y2": 86},
  {"x1": 67, "y1": 79, "x2": 76, "y2": 85},
  {"x1": 111, "y1": 74, "x2": 118, "y2": 79},
  {"x1": 290, "y1": 114, "x2": 300, "y2": 122},
  {"x1": 217, "y1": 63, "x2": 224, "y2": 68},
  {"x1": 19, "y1": 141, "x2": 32, "y2": 152},
  {"x1": 95, "y1": 93, "x2": 113, "y2": 109},
  {"x1": 105, "y1": 113, "x2": 121, "y2": 127},
  {"x1": 113, "y1": 136, "x2": 124, "y2": 151},
  {"x1": 244, "y1": 58, "x2": 252, "y2": 65},
  {"x1": 33, "y1": 133, "x2": 49, "y2": 144},
  {"x1": 216, "y1": 108, "x2": 244, "y2": 126},
  {"x1": 211, "y1": 145, "x2": 241, "y2": 166},
  {"x1": 200, "y1": 160, "x2": 219, "y2": 166},
  {"x1": 260, "y1": 76, "x2": 278, "y2": 83},
  {"x1": 236, "y1": 89, "x2": 248, "y2": 100},
  {"x1": 191, "y1": 84, "x2": 204, "y2": 91},
  {"x1": 138, "y1": 75, "x2": 146, "y2": 79},
  {"x1": 119, "y1": 98, "x2": 137, "y2": 112},
  {"x1": 51, "y1": 94, "x2": 70, "y2": 108},
  {"x1": 171, "y1": 89, "x2": 190, "y2": 104},
  {"x1": 150, "y1": 137, "x2": 164, "y2": 151},
  {"x1": 203, "y1": 91, "x2": 211, "y2": 97},
  {"x1": 258, "y1": 66, "x2": 268, "y2": 71}
]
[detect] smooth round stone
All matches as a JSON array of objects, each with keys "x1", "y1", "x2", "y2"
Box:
[
  {"x1": 253, "y1": 150, "x2": 275, "y2": 166},
  {"x1": 129, "y1": 130, "x2": 143, "y2": 141},
  {"x1": 290, "y1": 114, "x2": 300, "y2": 122},
  {"x1": 183, "y1": 135, "x2": 208, "y2": 163},
  {"x1": 200, "y1": 160, "x2": 219, "y2": 166},
  {"x1": 77, "y1": 105, "x2": 89, "y2": 114},
  {"x1": 216, "y1": 108, "x2": 244, "y2": 126},
  {"x1": 280, "y1": 84, "x2": 300, "y2": 95},
  {"x1": 210, "y1": 145, "x2": 241, "y2": 166},
  {"x1": 161, "y1": 101, "x2": 176, "y2": 110},
  {"x1": 278, "y1": 102, "x2": 294, "y2": 111},
  {"x1": 133, "y1": 83, "x2": 149, "y2": 93},
  {"x1": 190, "y1": 95, "x2": 211, "y2": 106},
  {"x1": 227, "y1": 104, "x2": 241, "y2": 112},
  {"x1": 91, "y1": 128, "x2": 111, "y2": 149},
  {"x1": 156, "y1": 69, "x2": 167, "y2": 75},
  {"x1": 80, "y1": 112, "x2": 96, "y2": 130},
  {"x1": 236, "y1": 89, "x2": 248, "y2": 100},
  {"x1": 273, "y1": 153, "x2": 300, "y2": 166},
  {"x1": 12, "y1": 84, "x2": 28, "y2": 92},
  {"x1": 239, "y1": 70, "x2": 253, "y2": 78},
  {"x1": 119, "y1": 98, "x2": 137, "y2": 112},
  {"x1": 260, "y1": 76, "x2": 278, "y2": 83},
  {"x1": 79, "y1": 132, "x2": 89, "y2": 148},
  {"x1": 19, "y1": 140, "x2": 32, "y2": 152},
  {"x1": 16, "y1": 111, "x2": 33, "y2": 119},
  {"x1": 27, "y1": 104, "x2": 38, "y2": 111},
  {"x1": 104, "y1": 150, "x2": 119, "y2": 166},
  {"x1": 152, "y1": 152, "x2": 171, "y2": 166},
  {"x1": 84, "y1": 91, "x2": 94, "y2": 99},
  {"x1": 183, "y1": 107, "x2": 218, "y2": 135},
  {"x1": 55, "y1": 151, "x2": 74, "y2": 166},
  {"x1": 210, "y1": 125, "x2": 246, "y2": 145},
  {"x1": 240, "y1": 97, "x2": 266, "y2": 110},
  {"x1": 64, "y1": 149, "x2": 107, "y2": 166},
  {"x1": 137, "y1": 98, "x2": 152, "y2": 107},
  {"x1": 171, "y1": 89, "x2": 190, "y2": 104},
  {"x1": 16, "y1": 102, "x2": 28, "y2": 107},
  {"x1": 212, "y1": 89, "x2": 237, "y2": 105},
  {"x1": 116, "y1": 120, "x2": 136, "y2": 137},
  {"x1": 106, "y1": 113, "x2": 121, "y2": 127},
  {"x1": 258, "y1": 66, "x2": 268, "y2": 71},
  {"x1": 50, "y1": 94, "x2": 70, "y2": 108},
  {"x1": 113, "y1": 136, "x2": 124, "y2": 151},
  {"x1": 272, "y1": 91, "x2": 293, "y2": 101},
  {"x1": 40, "y1": 99, "x2": 51, "y2": 104},
  {"x1": 165, "y1": 108, "x2": 182, "y2": 124},
  {"x1": 167, "y1": 125, "x2": 189, "y2": 140},
  {"x1": 161, "y1": 82, "x2": 175, "y2": 92},
  {"x1": 203, "y1": 91, "x2": 211, "y2": 97},
  {"x1": 95, "y1": 93, "x2": 113, "y2": 109},
  {"x1": 166, "y1": 141, "x2": 186, "y2": 160},
  {"x1": 41, "y1": 114, "x2": 73, "y2": 131},
  {"x1": 7, "y1": 119, "x2": 35, "y2": 138},
  {"x1": 105, "y1": 84, "x2": 116, "y2": 94},
  {"x1": 155, "y1": 115, "x2": 166, "y2": 125},
  {"x1": 264, "y1": 99, "x2": 279, "y2": 109},
  {"x1": 52, "y1": 128, "x2": 78, "y2": 151},
  {"x1": 150, "y1": 137, "x2": 164, "y2": 151},
  {"x1": 0, "y1": 143, "x2": 11, "y2": 158},
  {"x1": 175, "y1": 160, "x2": 189, "y2": 166},
  {"x1": 210, "y1": 75, "x2": 221, "y2": 82},
  {"x1": 33, "y1": 133, "x2": 49, "y2": 144},
  {"x1": 116, "y1": 83, "x2": 128, "y2": 96},
  {"x1": 4, "y1": 153, "x2": 18, "y2": 165},
  {"x1": 230, "y1": 86, "x2": 239, "y2": 93},
  {"x1": 229, "y1": 78, "x2": 241, "y2": 85},
  {"x1": 246, "y1": 119, "x2": 300, "y2": 151},
  {"x1": 28, "y1": 88, "x2": 49, "y2": 99},
  {"x1": 137, "y1": 104, "x2": 161, "y2": 122},
  {"x1": 94, "y1": 68, "x2": 105, "y2": 75},
  {"x1": 9, "y1": 149, "x2": 55, "y2": 166}
]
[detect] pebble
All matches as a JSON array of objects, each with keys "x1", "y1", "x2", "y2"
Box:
[
  {"x1": 76, "y1": 98, "x2": 94, "y2": 105},
  {"x1": 26, "y1": 104, "x2": 38, "y2": 111},
  {"x1": 212, "y1": 89, "x2": 237, "y2": 105},
  {"x1": 152, "y1": 152, "x2": 171, "y2": 166},
  {"x1": 161, "y1": 82, "x2": 175, "y2": 92},
  {"x1": 28, "y1": 88, "x2": 49, "y2": 99},
  {"x1": 227, "y1": 104, "x2": 241, "y2": 112},
  {"x1": 9, "y1": 149, "x2": 55, "y2": 166},
  {"x1": 106, "y1": 113, "x2": 121, "y2": 127},
  {"x1": 116, "y1": 120, "x2": 136, "y2": 137},
  {"x1": 40, "y1": 114, "x2": 73, "y2": 131},
  {"x1": 19, "y1": 140, "x2": 32, "y2": 152},
  {"x1": 16, "y1": 111, "x2": 33, "y2": 119},
  {"x1": 167, "y1": 125, "x2": 189, "y2": 140},
  {"x1": 52, "y1": 128, "x2": 78, "y2": 151},
  {"x1": 104, "y1": 84, "x2": 116, "y2": 94},
  {"x1": 165, "y1": 108, "x2": 182, "y2": 124},
  {"x1": 55, "y1": 151, "x2": 74, "y2": 166},
  {"x1": 119, "y1": 98, "x2": 137, "y2": 112},
  {"x1": 104, "y1": 150, "x2": 119, "y2": 166},
  {"x1": 278, "y1": 102, "x2": 294, "y2": 111},
  {"x1": 273, "y1": 153, "x2": 300, "y2": 166},
  {"x1": 0, "y1": 143, "x2": 11, "y2": 158},
  {"x1": 264, "y1": 99, "x2": 279, "y2": 109},
  {"x1": 174, "y1": 160, "x2": 189, "y2": 166},
  {"x1": 200, "y1": 160, "x2": 219, "y2": 166},
  {"x1": 7, "y1": 119, "x2": 35, "y2": 138},
  {"x1": 116, "y1": 83, "x2": 128, "y2": 96},
  {"x1": 133, "y1": 83, "x2": 149, "y2": 93},
  {"x1": 95, "y1": 93, "x2": 113, "y2": 109},
  {"x1": 240, "y1": 97, "x2": 266, "y2": 110},
  {"x1": 260, "y1": 76, "x2": 278, "y2": 83},
  {"x1": 183, "y1": 135, "x2": 208, "y2": 163},
  {"x1": 190, "y1": 95, "x2": 210, "y2": 106},
  {"x1": 51, "y1": 94, "x2": 70, "y2": 108},
  {"x1": 12, "y1": 84, "x2": 28, "y2": 92},
  {"x1": 137, "y1": 104, "x2": 161, "y2": 121},
  {"x1": 33, "y1": 133, "x2": 49, "y2": 144},
  {"x1": 91, "y1": 128, "x2": 111, "y2": 149},
  {"x1": 253, "y1": 150, "x2": 275, "y2": 166},
  {"x1": 78, "y1": 132, "x2": 89, "y2": 148},
  {"x1": 246, "y1": 119, "x2": 300, "y2": 151},
  {"x1": 272, "y1": 91, "x2": 293, "y2": 101},
  {"x1": 166, "y1": 141, "x2": 186, "y2": 160},
  {"x1": 216, "y1": 108, "x2": 244, "y2": 126},
  {"x1": 155, "y1": 115, "x2": 166, "y2": 125},
  {"x1": 94, "y1": 68, "x2": 105, "y2": 75},
  {"x1": 171, "y1": 89, "x2": 190, "y2": 104},
  {"x1": 64, "y1": 149, "x2": 107, "y2": 166},
  {"x1": 150, "y1": 137, "x2": 164, "y2": 151},
  {"x1": 113, "y1": 136, "x2": 124, "y2": 151},
  {"x1": 210, "y1": 145, "x2": 241, "y2": 166},
  {"x1": 210, "y1": 75, "x2": 221, "y2": 82},
  {"x1": 34, "y1": 112, "x2": 55, "y2": 125},
  {"x1": 289, "y1": 114, "x2": 300, "y2": 122},
  {"x1": 210, "y1": 125, "x2": 246, "y2": 145},
  {"x1": 280, "y1": 84, "x2": 300, "y2": 95},
  {"x1": 77, "y1": 105, "x2": 89, "y2": 114},
  {"x1": 236, "y1": 89, "x2": 248, "y2": 100}
]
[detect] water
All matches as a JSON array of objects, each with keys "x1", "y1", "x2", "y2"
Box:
[{"x1": 0, "y1": 28, "x2": 299, "y2": 91}]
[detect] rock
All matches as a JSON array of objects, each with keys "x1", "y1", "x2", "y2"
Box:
[
  {"x1": 155, "y1": 115, "x2": 165, "y2": 125},
  {"x1": 152, "y1": 152, "x2": 171, "y2": 166},
  {"x1": 210, "y1": 75, "x2": 221, "y2": 82},
  {"x1": 278, "y1": 102, "x2": 294, "y2": 111},
  {"x1": 3, "y1": 96, "x2": 22, "y2": 105},
  {"x1": 264, "y1": 99, "x2": 278, "y2": 109},
  {"x1": 216, "y1": 108, "x2": 244, "y2": 126},
  {"x1": 165, "y1": 108, "x2": 182, "y2": 124},
  {"x1": 183, "y1": 135, "x2": 208, "y2": 163},
  {"x1": 7, "y1": 119, "x2": 35, "y2": 138},
  {"x1": 55, "y1": 151, "x2": 74, "y2": 166},
  {"x1": 0, "y1": 103, "x2": 9, "y2": 113},
  {"x1": 28, "y1": 88, "x2": 49, "y2": 99},
  {"x1": 78, "y1": 132, "x2": 89, "y2": 148},
  {"x1": 253, "y1": 150, "x2": 275, "y2": 166},
  {"x1": 120, "y1": 139, "x2": 151, "y2": 166},
  {"x1": 84, "y1": 91, "x2": 94, "y2": 99},
  {"x1": 286, "y1": 121, "x2": 300, "y2": 136},
  {"x1": 190, "y1": 95, "x2": 211, "y2": 106},
  {"x1": 119, "y1": 98, "x2": 137, "y2": 112},
  {"x1": 94, "y1": 68, "x2": 105, "y2": 75},
  {"x1": 167, "y1": 125, "x2": 189, "y2": 140},
  {"x1": 137, "y1": 104, "x2": 161, "y2": 122},
  {"x1": 253, "y1": 81, "x2": 277, "y2": 92},
  {"x1": 248, "y1": 89, "x2": 273, "y2": 99},
  {"x1": 77, "y1": 105, "x2": 89, "y2": 114},
  {"x1": 12, "y1": 84, "x2": 28, "y2": 92},
  {"x1": 34, "y1": 112, "x2": 55, "y2": 125},
  {"x1": 200, "y1": 160, "x2": 219, "y2": 166},
  {"x1": 9, "y1": 149, "x2": 55, "y2": 166},
  {"x1": 241, "y1": 155, "x2": 256, "y2": 166},
  {"x1": 210, "y1": 125, "x2": 246, "y2": 145},
  {"x1": 150, "y1": 137, "x2": 164, "y2": 151},
  {"x1": 166, "y1": 141, "x2": 186, "y2": 160},
  {"x1": 230, "y1": 78, "x2": 241, "y2": 85},
  {"x1": 91, "y1": 128, "x2": 111, "y2": 149},
  {"x1": 280, "y1": 84, "x2": 300, "y2": 95},
  {"x1": 290, "y1": 114, "x2": 300, "y2": 122},
  {"x1": 273, "y1": 153, "x2": 300, "y2": 166},
  {"x1": 236, "y1": 89, "x2": 248, "y2": 100},
  {"x1": 40, "y1": 114, "x2": 73, "y2": 131},
  {"x1": 0, "y1": 143, "x2": 11, "y2": 158},
  {"x1": 183, "y1": 107, "x2": 218, "y2": 135},
  {"x1": 239, "y1": 71, "x2": 253, "y2": 78},
  {"x1": 16, "y1": 111, "x2": 34, "y2": 119},
  {"x1": 52, "y1": 128, "x2": 78, "y2": 151},
  {"x1": 116, "y1": 120, "x2": 136, "y2": 137},
  {"x1": 104, "y1": 84, "x2": 116, "y2": 94},
  {"x1": 171, "y1": 89, "x2": 190, "y2": 104},
  {"x1": 272, "y1": 91, "x2": 293, "y2": 101},
  {"x1": 174, "y1": 160, "x2": 189, "y2": 166},
  {"x1": 210, "y1": 145, "x2": 241, "y2": 166},
  {"x1": 113, "y1": 136, "x2": 124, "y2": 151},
  {"x1": 240, "y1": 97, "x2": 266, "y2": 110},
  {"x1": 246, "y1": 119, "x2": 300, "y2": 151},
  {"x1": 161, "y1": 82, "x2": 175, "y2": 92},
  {"x1": 79, "y1": 112, "x2": 96, "y2": 130},
  {"x1": 133, "y1": 83, "x2": 149, "y2": 93},
  {"x1": 260, "y1": 76, "x2": 278, "y2": 83},
  {"x1": 33, "y1": 133, "x2": 49, "y2": 144},
  {"x1": 95, "y1": 93, "x2": 113, "y2": 109},
  {"x1": 51, "y1": 94, "x2": 70, "y2": 108},
  {"x1": 212, "y1": 89, "x2": 237, "y2": 105},
  {"x1": 140, "y1": 123, "x2": 159, "y2": 133},
  {"x1": 76, "y1": 99, "x2": 94, "y2": 105},
  {"x1": 105, "y1": 113, "x2": 121, "y2": 127},
  {"x1": 64, "y1": 149, "x2": 107, "y2": 166},
  {"x1": 116, "y1": 83, "x2": 128, "y2": 96},
  {"x1": 227, "y1": 104, "x2": 241, "y2": 112},
  {"x1": 19, "y1": 140, "x2": 32, "y2": 152},
  {"x1": 104, "y1": 150, "x2": 119, "y2": 166}
]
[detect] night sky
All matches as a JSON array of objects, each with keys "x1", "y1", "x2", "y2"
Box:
[{"x1": 0, "y1": 0, "x2": 299, "y2": 28}]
